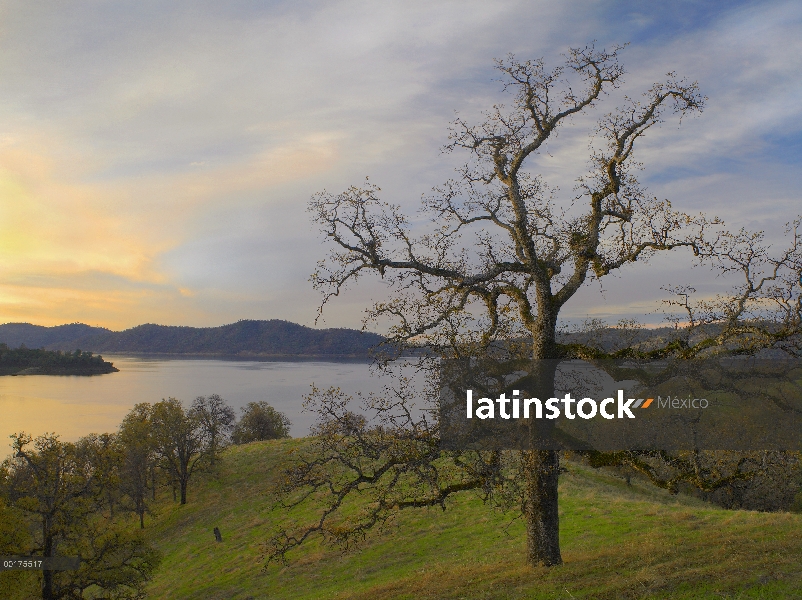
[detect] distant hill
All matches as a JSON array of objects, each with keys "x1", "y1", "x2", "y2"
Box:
[
  {"x1": 0, "y1": 320, "x2": 385, "y2": 357},
  {"x1": 0, "y1": 321, "x2": 717, "y2": 359},
  {"x1": 0, "y1": 322, "x2": 111, "y2": 350},
  {"x1": 556, "y1": 326, "x2": 678, "y2": 352}
]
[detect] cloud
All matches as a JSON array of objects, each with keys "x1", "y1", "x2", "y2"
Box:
[
  {"x1": 0, "y1": 0, "x2": 799, "y2": 329},
  {"x1": 0, "y1": 124, "x2": 343, "y2": 327}
]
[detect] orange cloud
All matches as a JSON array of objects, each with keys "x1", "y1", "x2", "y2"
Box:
[{"x1": 0, "y1": 128, "x2": 339, "y2": 328}]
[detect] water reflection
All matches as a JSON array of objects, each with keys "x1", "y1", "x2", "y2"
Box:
[{"x1": 0, "y1": 355, "x2": 423, "y2": 458}]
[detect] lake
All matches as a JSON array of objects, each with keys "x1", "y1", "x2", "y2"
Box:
[{"x1": 0, "y1": 355, "x2": 423, "y2": 458}]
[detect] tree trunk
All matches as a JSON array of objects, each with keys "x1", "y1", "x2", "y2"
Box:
[
  {"x1": 180, "y1": 479, "x2": 187, "y2": 505},
  {"x1": 532, "y1": 309, "x2": 559, "y2": 361},
  {"x1": 42, "y1": 519, "x2": 54, "y2": 600},
  {"x1": 522, "y1": 449, "x2": 562, "y2": 566},
  {"x1": 42, "y1": 567, "x2": 54, "y2": 600},
  {"x1": 523, "y1": 314, "x2": 562, "y2": 566}
]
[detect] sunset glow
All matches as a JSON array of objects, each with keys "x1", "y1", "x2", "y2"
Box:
[{"x1": 1, "y1": 1, "x2": 799, "y2": 330}]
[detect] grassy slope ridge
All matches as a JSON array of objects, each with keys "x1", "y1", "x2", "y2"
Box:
[
  {"x1": 144, "y1": 440, "x2": 802, "y2": 599},
  {"x1": 0, "y1": 320, "x2": 384, "y2": 357}
]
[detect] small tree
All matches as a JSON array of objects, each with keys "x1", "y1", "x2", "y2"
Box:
[
  {"x1": 83, "y1": 432, "x2": 123, "y2": 518},
  {"x1": 52, "y1": 522, "x2": 159, "y2": 600},
  {"x1": 1, "y1": 433, "x2": 159, "y2": 599},
  {"x1": 118, "y1": 403, "x2": 156, "y2": 528},
  {"x1": 191, "y1": 394, "x2": 236, "y2": 466},
  {"x1": 231, "y1": 401, "x2": 291, "y2": 444},
  {"x1": 3, "y1": 433, "x2": 96, "y2": 599},
  {"x1": 150, "y1": 398, "x2": 205, "y2": 505}
]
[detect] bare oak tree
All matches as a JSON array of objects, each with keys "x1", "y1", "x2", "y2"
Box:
[{"x1": 266, "y1": 45, "x2": 800, "y2": 568}]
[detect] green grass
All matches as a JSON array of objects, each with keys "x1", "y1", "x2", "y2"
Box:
[{"x1": 143, "y1": 440, "x2": 802, "y2": 599}]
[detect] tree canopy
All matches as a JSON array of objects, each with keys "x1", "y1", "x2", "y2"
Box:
[
  {"x1": 232, "y1": 401, "x2": 291, "y2": 444},
  {"x1": 1, "y1": 433, "x2": 159, "y2": 599}
]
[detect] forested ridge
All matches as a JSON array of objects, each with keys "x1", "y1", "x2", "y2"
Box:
[{"x1": 0, "y1": 320, "x2": 385, "y2": 357}]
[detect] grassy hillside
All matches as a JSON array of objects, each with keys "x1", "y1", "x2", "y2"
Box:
[{"x1": 141, "y1": 440, "x2": 802, "y2": 599}]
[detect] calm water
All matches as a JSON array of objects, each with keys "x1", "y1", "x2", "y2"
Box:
[{"x1": 0, "y1": 355, "x2": 421, "y2": 458}]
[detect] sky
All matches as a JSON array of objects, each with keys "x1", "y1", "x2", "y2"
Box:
[{"x1": 0, "y1": 0, "x2": 800, "y2": 332}]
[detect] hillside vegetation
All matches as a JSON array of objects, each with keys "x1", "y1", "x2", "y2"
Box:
[
  {"x1": 141, "y1": 440, "x2": 802, "y2": 599},
  {"x1": 0, "y1": 320, "x2": 384, "y2": 357},
  {"x1": 0, "y1": 344, "x2": 118, "y2": 375}
]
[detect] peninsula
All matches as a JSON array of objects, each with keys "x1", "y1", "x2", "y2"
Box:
[{"x1": 0, "y1": 344, "x2": 118, "y2": 376}]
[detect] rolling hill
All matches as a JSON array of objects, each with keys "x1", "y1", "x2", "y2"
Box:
[
  {"x1": 140, "y1": 440, "x2": 802, "y2": 599},
  {"x1": 0, "y1": 320, "x2": 385, "y2": 357}
]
